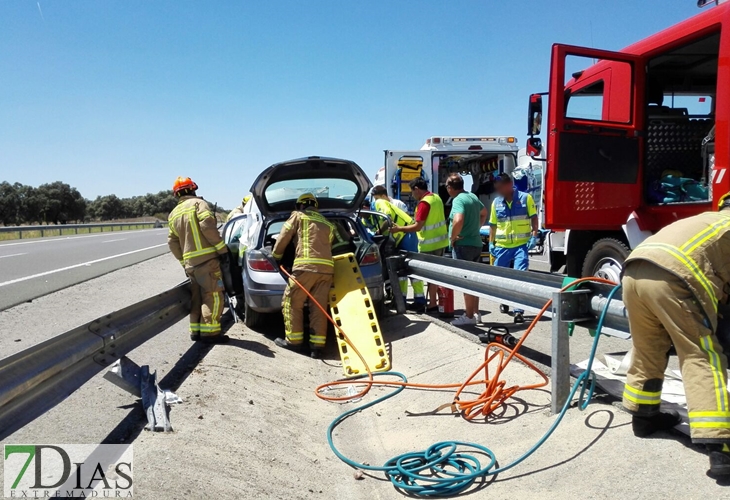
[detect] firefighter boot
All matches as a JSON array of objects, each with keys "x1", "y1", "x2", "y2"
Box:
[
  {"x1": 200, "y1": 335, "x2": 230, "y2": 345},
  {"x1": 275, "y1": 337, "x2": 303, "y2": 352},
  {"x1": 708, "y1": 444, "x2": 730, "y2": 477},
  {"x1": 631, "y1": 410, "x2": 681, "y2": 438},
  {"x1": 310, "y1": 349, "x2": 322, "y2": 360}
]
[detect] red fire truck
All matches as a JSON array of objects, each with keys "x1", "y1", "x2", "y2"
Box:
[{"x1": 528, "y1": 0, "x2": 729, "y2": 280}]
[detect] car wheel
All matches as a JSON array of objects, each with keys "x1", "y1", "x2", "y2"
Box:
[{"x1": 244, "y1": 300, "x2": 266, "y2": 331}]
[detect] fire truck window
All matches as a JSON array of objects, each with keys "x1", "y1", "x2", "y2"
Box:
[
  {"x1": 645, "y1": 31, "x2": 719, "y2": 205},
  {"x1": 564, "y1": 55, "x2": 633, "y2": 123},
  {"x1": 566, "y1": 81, "x2": 604, "y2": 121}
]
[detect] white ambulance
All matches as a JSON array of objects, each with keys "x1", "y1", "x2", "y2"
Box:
[{"x1": 382, "y1": 136, "x2": 543, "y2": 261}]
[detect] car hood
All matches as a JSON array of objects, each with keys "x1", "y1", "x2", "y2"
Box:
[{"x1": 250, "y1": 156, "x2": 372, "y2": 217}]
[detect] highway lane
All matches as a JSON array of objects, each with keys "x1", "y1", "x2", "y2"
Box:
[{"x1": 0, "y1": 228, "x2": 170, "y2": 310}]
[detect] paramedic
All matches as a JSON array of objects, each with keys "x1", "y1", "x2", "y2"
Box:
[{"x1": 391, "y1": 178, "x2": 449, "y2": 313}]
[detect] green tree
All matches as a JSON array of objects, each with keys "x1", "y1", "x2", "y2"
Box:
[
  {"x1": 35, "y1": 181, "x2": 86, "y2": 224},
  {"x1": 0, "y1": 182, "x2": 20, "y2": 225}
]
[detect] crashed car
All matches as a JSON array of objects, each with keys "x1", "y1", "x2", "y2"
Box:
[{"x1": 222, "y1": 156, "x2": 386, "y2": 330}]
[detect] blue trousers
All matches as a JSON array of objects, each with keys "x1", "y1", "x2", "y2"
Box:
[{"x1": 493, "y1": 244, "x2": 529, "y2": 313}]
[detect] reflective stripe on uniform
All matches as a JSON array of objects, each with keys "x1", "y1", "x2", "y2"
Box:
[
  {"x1": 286, "y1": 332, "x2": 304, "y2": 343},
  {"x1": 424, "y1": 220, "x2": 446, "y2": 231},
  {"x1": 689, "y1": 410, "x2": 730, "y2": 429},
  {"x1": 310, "y1": 335, "x2": 326, "y2": 346},
  {"x1": 700, "y1": 336, "x2": 728, "y2": 412},
  {"x1": 623, "y1": 385, "x2": 662, "y2": 405},
  {"x1": 639, "y1": 243, "x2": 718, "y2": 312},
  {"x1": 294, "y1": 257, "x2": 334, "y2": 267},
  {"x1": 183, "y1": 246, "x2": 218, "y2": 261},
  {"x1": 680, "y1": 217, "x2": 730, "y2": 255},
  {"x1": 421, "y1": 234, "x2": 449, "y2": 245}
]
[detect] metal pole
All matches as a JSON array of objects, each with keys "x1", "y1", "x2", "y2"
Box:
[
  {"x1": 551, "y1": 291, "x2": 571, "y2": 414},
  {"x1": 386, "y1": 257, "x2": 407, "y2": 315}
]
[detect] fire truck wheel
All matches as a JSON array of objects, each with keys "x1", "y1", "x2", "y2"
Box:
[{"x1": 581, "y1": 238, "x2": 630, "y2": 283}]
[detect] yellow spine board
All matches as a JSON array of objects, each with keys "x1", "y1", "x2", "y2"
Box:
[{"x1": 330, "y1": 253, "x2": 390, "y2": 377}]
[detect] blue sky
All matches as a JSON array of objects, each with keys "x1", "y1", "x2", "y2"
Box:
[{"x1": 0, "y1": 0, "x2": 701, "y2": 209}]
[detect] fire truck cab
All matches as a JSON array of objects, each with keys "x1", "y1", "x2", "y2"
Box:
[
  {"x1": 383, "y1": 136, "x2": 524, "y2": 217},
  {"x1": 529, "y1": 1, "x2": 729, "y2": 280}
]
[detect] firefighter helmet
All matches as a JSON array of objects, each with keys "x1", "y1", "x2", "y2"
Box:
[
  {"x1": 173, "y1": 176, "x2": 198, "y2": 195},
  {"x1": 296, "y1": 193, "x2": 318, "y2": 208},
  {"x1": 242, "y1": 194, "x2": 252, "y2": 205},
  {"x1": 719, "y1": 192, "x2": 730, "y2": 211}
]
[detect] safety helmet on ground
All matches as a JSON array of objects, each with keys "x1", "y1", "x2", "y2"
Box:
[
  {"x1": 173, "y1": 176, "x2": 198, "y2": 195},
  {"x1": 296, "y1": 192, "x2": 318, "y2": 209},
  {"x1": 719, "y1": 192, "x2": 730, "y2": 211}
]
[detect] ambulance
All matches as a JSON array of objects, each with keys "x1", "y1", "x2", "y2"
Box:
[{"x1": 382, "y1": 136, "x2": 542, "y2": 260}]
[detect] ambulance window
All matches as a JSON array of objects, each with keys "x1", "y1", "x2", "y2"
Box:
[{"x1": 566, "y1": 80, "x2": 604, "y2": 121}]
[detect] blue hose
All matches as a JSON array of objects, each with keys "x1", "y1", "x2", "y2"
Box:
[{"x1": 326, "y1": 284, "x2": 623, "y2": 496}]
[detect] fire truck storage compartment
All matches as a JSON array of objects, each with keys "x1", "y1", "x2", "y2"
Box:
[{"x1": 644, "y1": 31, "x2": 719, "y2": 205}]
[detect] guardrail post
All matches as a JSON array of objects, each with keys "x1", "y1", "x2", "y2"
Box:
[
  {"x1": 386, "y1": 256, "x2": 407, "y2": 315},
  {"x1": 551, "y1": 291, "x2": 571, "y2": 414}
]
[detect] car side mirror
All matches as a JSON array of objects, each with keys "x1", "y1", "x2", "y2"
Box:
[{"x1": 528, "y1": 94, "x2": 543, "y2": 137}]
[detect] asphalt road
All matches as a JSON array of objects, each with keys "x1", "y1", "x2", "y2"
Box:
[{"x1": 0, "y1": 228, "x2": 170, "y2": 310}]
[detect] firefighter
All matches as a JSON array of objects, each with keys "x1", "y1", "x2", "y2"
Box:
[
  {"x1": 272, "y1": 193, "x2": 341, "y2": 359},
  {"x1": 168, "y1": 177, "x2": 230, "y2": 344},
  {"x1": 487, "y1": 173, "x2": 539, "y2": 322},
  {"x1": 621, "y1": 195, "x2": 730, "y2": 477},
  {"x1": 226, "y1": 194, "x2": 251, "y2": 222},
  {"x1": 391, "y1": 178, "x2": 449, "y2": 312},
  {"x1": 371, "y1": 185, "x2": 426, "y2": 310}
]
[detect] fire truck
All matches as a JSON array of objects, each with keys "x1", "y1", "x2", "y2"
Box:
[{"x1": 527, "y1": 0, "x2": 729, "y2": 281}]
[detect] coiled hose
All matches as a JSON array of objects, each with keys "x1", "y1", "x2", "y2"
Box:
[{"x1": 282, "y1": 267, "x2": 622, "y2": 496}]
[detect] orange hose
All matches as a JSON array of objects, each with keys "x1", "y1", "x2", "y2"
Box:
[{"x1": 281, "y1": 266, "x2": 615, "y2": 419}]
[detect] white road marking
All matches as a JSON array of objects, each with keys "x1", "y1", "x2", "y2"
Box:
[
  {"x1": 0, "y1": 253, "x2": 26, "y2": 259},
  {"x1": 101, "y1": 238, "x2": 127, "y2": 243},
  {"x1": 0, "y1": 228, "x2": 167, "y2": 248},
  {"x1": 0, "y1": 243, "x2": 169, "y2": 288}
]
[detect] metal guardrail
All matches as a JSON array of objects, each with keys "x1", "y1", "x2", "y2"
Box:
[
  {"x1": 402, "y1": 251, "x2": 629, "y2": 335},
  {"x1": 398, "y1": 252, "x2": 630, "y2": 412},
  {"x1": 0, "y1": 222, "x2": 164, "y2": 239},
  {"x1": 0, "y1": 283, "x2": 190, "y2": 440}
]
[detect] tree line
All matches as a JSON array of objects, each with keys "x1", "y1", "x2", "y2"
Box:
[{"x1": 0, "y1": 181, "x2": 181, "y2": 226}]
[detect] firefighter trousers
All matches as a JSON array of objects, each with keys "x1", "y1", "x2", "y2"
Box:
[
  {"x1": 282, "y1": 271, "x2": 334, "y2": 350},
  {"x1": 622, "y1": 260, "x2": 730, "y2": 443},
  {"x1": 187, "y1": 258, "x2": 225, "y2": 338}
]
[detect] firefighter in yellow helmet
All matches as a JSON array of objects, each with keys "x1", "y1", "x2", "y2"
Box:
[
  {"x1": 272, "y1": 193, "x2": 343, "y2": 359},
  {"x1": 226, "y1": 194, "x2": 252, "y2": 222},
  {"x1": 168, "y1": 177, "x2": 229, "y2": 344},
  {"x1": 621, "y1": 193, "x2": 730, "y2": 477}
]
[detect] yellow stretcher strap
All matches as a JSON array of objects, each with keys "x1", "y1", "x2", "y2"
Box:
[{"x1": 330, "y1": 253, "x2": 390, "y2": 377}]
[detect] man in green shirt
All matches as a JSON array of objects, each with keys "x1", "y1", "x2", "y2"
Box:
[{"x1": 446, "y1": 174, "x2": 487, "y2": 327}]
